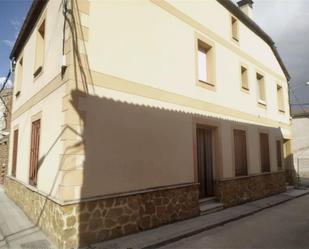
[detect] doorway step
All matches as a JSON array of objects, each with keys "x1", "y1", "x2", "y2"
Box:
[{"x1": 199, "y1": 197, "x2": 223, "y2": 216}]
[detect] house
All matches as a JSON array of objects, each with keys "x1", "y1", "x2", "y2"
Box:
[
  {"x1": 5, "y1": 0, "x2": 292, "y2": 248},
  {"x1": 0, "y1": 87, "x2": 12, "y2": 184},
  {"x1": 292, "y1": 110, "x2": 309, "y2": 183}
]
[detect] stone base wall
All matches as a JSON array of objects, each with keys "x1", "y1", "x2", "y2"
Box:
[
  {"x1": 215, "y1": 171, "x2": 286, "y2": 207},
  {"x1": 5, "y1": 177, "x2": 199, "y2": 249}
]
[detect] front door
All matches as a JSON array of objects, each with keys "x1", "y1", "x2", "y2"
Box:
[{"x1": 196, "y1": 127, "x2": 214, "y2": 198}]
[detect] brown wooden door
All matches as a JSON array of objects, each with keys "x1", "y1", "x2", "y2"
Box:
[
  {"x1": 196, "y1": 127, "x2": 214, "y2": 198},
  {"x1": 12, "y1": 129, "x2": 19, "y2": 177},
  {"x1": 260, "y1": 133, "x2": 270, "y2": 172},
  {"x1": 29, "y1": 119, "x2": 41, "y2": 186},
  {"x1": 234, "y1": 129, "x2": 248, "y2": 176}
]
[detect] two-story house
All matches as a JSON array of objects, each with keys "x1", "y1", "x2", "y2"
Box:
[{"x1": 6, "y1": 0, "x2": 292, "y2": 248}]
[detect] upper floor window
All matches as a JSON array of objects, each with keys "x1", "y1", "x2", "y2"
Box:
[
  {"x1": 259, "y1": 133, "x2": 270, "y2": 173},
  {"x1": 15, "y1": 57, "x2": 23, "y2": 96},
  {"x1": 276, "y1": 140, "x2": 283, "y2": 170},
  {"x1": 231, "y1": 16, "x2": 239, "y2": 42},
  {"x1": 34, "y1": 19, "x2": 46, "y2": 78},
  {"x1": 241, "y1": 66, "x2": 249, "y2": 91},
  {"x1": 233, "y1": 129, "x2": 248, "y2": 176},
  {"x1": 256, "y1": 72, "x2": 266, "y2": 105},
  {"x1": 197, "y1": 39, "x2": 215, "y2": 87},
  {"x1": 277, "y1": 84, "x2": 285, "y2": 112}
]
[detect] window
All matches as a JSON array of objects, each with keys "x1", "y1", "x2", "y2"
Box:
[
  {"x1": 11, "y1": 129, "x2": 19, "y2": 177},
  {"x1": 276, "y1": 140, "x2": 283, "y2": 169},
  {"x1": 29, "y1": 119, "x2": 41, "y2": 186},
  {"x1": 259, "y1": 133, "x2": 270, "y2": 172},
  {"x1": 15, "y1": 57, "x2": 23, "y2": 96},
  {"x1": 277, "y1": 84, "x2": 285, "y2": 112},
  {"x1": 234, "y1": 129, "x2": 248, "y2": 176},
  {"x1": 197, "y1": 39, "x2": 215, "y2": 86},
  {"x1": 34, "y1": 19, "x2": 45, "y2": 77},
  {"x1": 256, "y1": 73, "x2": 266, "y2": 104},
  {"x1": 241, "y1": 66, "x2": 249, "y2": 90},
  {"x1": 231, "y1": 16, "x2": 239, "y2": 42}
]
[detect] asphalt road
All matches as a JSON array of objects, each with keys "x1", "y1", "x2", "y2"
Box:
[{"x1": 159, "y1": 194, "x2": 309, "y2": 249}]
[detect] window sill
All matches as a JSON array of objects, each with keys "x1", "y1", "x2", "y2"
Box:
[
  {"x1": 33, "y1": 66, "x2": 43, "y2": 79},
  {"x1": 232, "y1": 37, "x2": 239, "y2": 43},
  {"x1": 15, "y1": 91, "x2": 21, "y2": 97},
  {"x1": 258, "y1": 100, "x2": 267, "y2": 109},
  {"x1": 197, "y1": 80, "x2": 216, "y2": 91},
  {"x1": 278, "y1": 109, "x2": 285, "y2": 114},
  {"x1": 241, "y1": 86, "x2": 250, "y2": 93}
]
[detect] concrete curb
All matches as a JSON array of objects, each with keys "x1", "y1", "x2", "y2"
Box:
[{"x1": 143, "y1": 190, "x2": 309, "y2": 249}]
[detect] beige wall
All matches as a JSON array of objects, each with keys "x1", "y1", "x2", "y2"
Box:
[
  {"x1": 9, "y1": 0, "x2": 291, "y2": 202},
  {"x1": 12, "y1": 0, "x2": 64, "y2": 112},
  {"x1": 8, "y1": 0, "x2": 66, "y2": 197},
  {"x1": 87, "y1": 0, "x2": 290, "y2": 125},
  {"x1": 8, "y1": 84, "x2": 66, "y2": 196},
  {"x1": 292, "y1": 117, "x2": 309, "y2": 175}
]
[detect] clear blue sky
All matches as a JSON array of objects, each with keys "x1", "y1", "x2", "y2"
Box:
[{"x1": 0, "y1": 0, "x2": 31, "y2": 79}]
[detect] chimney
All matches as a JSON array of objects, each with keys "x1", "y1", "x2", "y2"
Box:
[{"x1": 237, "y1": 0, "x2": 254, "y2": 19}]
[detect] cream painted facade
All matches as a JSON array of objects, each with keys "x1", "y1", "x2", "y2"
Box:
[
  {"x1": 5, "y1": 0, "x2": 293, "y2": 247},
  {"x1": 8, "y1": 0, "x2": 291, "y2": 204}
]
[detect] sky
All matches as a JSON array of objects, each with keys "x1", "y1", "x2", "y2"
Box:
[{"x1": 0, "y1": 0, "x2": 308, "y2": 108}]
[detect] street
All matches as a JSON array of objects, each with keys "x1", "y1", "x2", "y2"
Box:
[{"x1": 160, "y1": 194, "x2": 309, "y2": 249}]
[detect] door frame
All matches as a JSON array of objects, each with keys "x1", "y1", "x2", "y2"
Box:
[{"x1": 193, "y1": 118, "x2": 223, "y2": 198}]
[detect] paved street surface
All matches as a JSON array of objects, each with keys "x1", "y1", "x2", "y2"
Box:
[
  {"x1": 159, "y1": 194, "x2": 309, "y2": 249},
  {"x1": 0, "y1": 187, "x2": 55, "y2": 249}
]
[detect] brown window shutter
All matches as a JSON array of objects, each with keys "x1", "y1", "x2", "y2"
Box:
[
  {"x1": 29, "y1": 119, "x2": 41, "y2": 186},
  {"x1": 12, "y1": 129, "x2": 19, "y2": 177},
  {"x1": 260, "y1": 133, "x2": 270, "y2": 172},
  {"x1": 276, "y1": 140, "x2": 283, "y2": 169},
  {"x1": 234, "y1": 129, "x2": 248, "y2": 176}
]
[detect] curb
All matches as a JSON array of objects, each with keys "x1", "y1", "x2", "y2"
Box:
[{"x1": 143, "y1": 190, "x2": 309, "y2": 249}]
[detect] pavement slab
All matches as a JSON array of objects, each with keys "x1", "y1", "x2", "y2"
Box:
[{"x1": 0, "y1": 187, "x2": 55, "y2": 249}]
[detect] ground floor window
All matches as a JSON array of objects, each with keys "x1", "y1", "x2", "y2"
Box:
[
  {"x1": 233, "y1": 129, "x2": 248, "y2": 176},
  {"x1": 11, "y1": 129, "x2": 19, "y2": 177},
  {"x1": 260, "y1": 133, "x2": 270, "y2": 172},
  {"x1": 29, "y1": 119, "x2": 41, "y2": 186}
]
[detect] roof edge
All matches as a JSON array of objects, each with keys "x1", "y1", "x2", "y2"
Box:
[{"x1": 10, "y1": 0, "x2": 48, "y2": 60}]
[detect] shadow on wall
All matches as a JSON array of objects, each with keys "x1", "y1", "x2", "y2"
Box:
[{"x1": 67, "y1": 88, "x2": 295, "y2": 247}]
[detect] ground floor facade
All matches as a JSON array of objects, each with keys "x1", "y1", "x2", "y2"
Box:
[
  {"x1": 5, "y1": 87, "x2": 292, "y2": 248},
  {"x1": 5, "y1": 74, "x2": 293, "y2": 249}
]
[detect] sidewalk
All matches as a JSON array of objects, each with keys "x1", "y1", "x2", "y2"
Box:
[
  {"x1": 0, "y1": 187, "x2": 55, "y2": 249},
  {"x1": 92, "y1": 187, "x2": 309, "y2": 249}
]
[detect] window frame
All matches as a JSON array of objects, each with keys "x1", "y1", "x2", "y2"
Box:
[
  {"x1": 276, "y1": 140, "x2": 283, "y2": 170},
  {"x1": 11, "y1": 128, "x2": 19, "y2": 177},
  {"x1": 276, "y1": 84, "x2": 285, "y2": 113},
  {"x1": 231, "y1": 16, "x2": 239, "y2": 43},
  {"x1": 240, "y1": 64, "x2": 249, "y2": 91},
  {"x1": 256, "y1": 72, "x2": 267, "y2": 107},
  {"x1": 233, "y1": 129, "x2": 248, "y2": 177},
  {"x1": 14, "y1": 56, "x2": 23, "y2": 97},
  {"x1": 259, "y1": 132, "x2": 271, "y2": 173},
  {"x1": 29, "y1": 117, "x2": 41, "y2": 187},
  {"x1": 195, "y1": 33, "x2": 216, "y2": 91},
  {"x1": 33, "y1": 14, "x2": 46, "y2": 79}
]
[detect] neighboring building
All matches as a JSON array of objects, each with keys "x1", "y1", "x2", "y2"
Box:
[
  {"x1": 5, "y1": 0, "x2": 292, "y2": 248},
  {"x1": 292, "y1": 110, "x2": 309, "y2": 180},
  {"x1": 0, "y1": 88, "x2": 12, "y2": 184}
]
